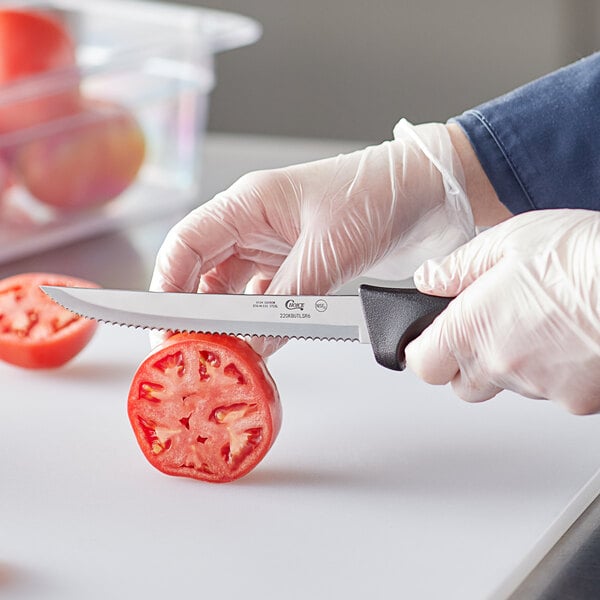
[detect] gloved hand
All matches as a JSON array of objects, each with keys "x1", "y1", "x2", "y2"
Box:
[
  {"x1": 150, "y1": 119, "x2": 475, "y2": 354},
  {"x1": 405, "y1": 209, "x2": 600, "y2": 414}
]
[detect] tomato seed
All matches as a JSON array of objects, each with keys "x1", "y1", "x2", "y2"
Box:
[
  {"x1": 224, "y1": 363, "x2": 245, "y2": 384},
  {"x1": 199, "y1": 363, "x2": 210, "y2": 381},
  {"x1": 51, "y1": 312, "x2": 79, "y2": 333},
  {"x1": 153, "y1": 351, "x2": 185, "y2": 377},
  {"x1": 139, "y1": 381, "x2": 164, "y2": 402},
  {"x1": 199, "y1": 350, "x2": 220, "y2": 367},
  {"x1": 220, "y1": 443, "x2": 231, "y2": 463},
  {"x1": 221, "y1": 428, "x2": 262, "y2": 470},
  {"x1": 9, "y1": 310, "x2": 38, "y2": 337},
  {"x1": 137, "y1": 416, "x2": 164, "y2": 453},
  {"x1": 210, "y1": 402, "x2": 257, "y2": 424},
  {"x1": 245, "y1": 427, "x2": 262, "y2": 442},
  {"x1": 179, "y1": 461, "x2": 214, "y2": 475},
  {"x1": 0, "y1": 285, "x2": 22, "y2": 300}
]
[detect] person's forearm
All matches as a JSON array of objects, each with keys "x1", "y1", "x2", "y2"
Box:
[
  {"x1": 446, "y1": 123, "x2": 512, "y2": 228},
  {"x1": 450, "y1": 52, "x2": 600, "y2": 216}
]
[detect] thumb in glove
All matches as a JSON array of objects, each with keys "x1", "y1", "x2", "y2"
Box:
[{"x1": 405, "y1": 209, "x2": 600, "y2": 414}]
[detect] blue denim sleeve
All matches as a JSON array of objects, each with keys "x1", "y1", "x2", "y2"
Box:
[{"x1": 450, "y1": 52, "x2": 600, "y2": 214}]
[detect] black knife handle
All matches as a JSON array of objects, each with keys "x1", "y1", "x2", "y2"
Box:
[{"x1": 358, "y1": 284, "x2": 454, "y2": 371}]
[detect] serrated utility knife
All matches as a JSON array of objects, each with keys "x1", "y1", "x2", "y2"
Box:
[{"x1": 41, "y1": 284, "x2": 452, "y2": 371}]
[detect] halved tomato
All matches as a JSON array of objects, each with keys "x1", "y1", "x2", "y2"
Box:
[
  {"x1": 0, "y1": 272, "x2": 98, "y2": 368},
  {"x1": 128, "y1": 333, "x2": 282, "y2": 483}
]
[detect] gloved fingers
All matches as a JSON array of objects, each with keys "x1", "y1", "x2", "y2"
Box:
[
  {"x1": 404, "y1": 312, "x2": 459, "y2": 385},
  {"x1": 414, "y1": 224, "x2": 505, "y2": 296},
  {"x1": 245, "y1": 276, "x2": 272, "y2": 295},
  {"x1": 450, "y1": 369, "x2": 504, "y2": 403},
  {"x1": 406, "y1": 260, "x2": 509, "y2": 389},
  {"x1": 265, "y1": 224, "x2": 373, "y2": 296},
  {"x1": 236, "y1": 276, "x2": 289, "y2": 357},
  {"x1": 150, "y1": 206, "x2": 239, "y2": 294},
  {"x1": 197, "y1": 256, "x2": 258, "y2": 294},
  {"x1": 555, "y1": 386, "x2": 600, "y2": 416},
  {"x1": 186, "y1": 258, "x2": 288, "y2": 357},
  {"x1": 149, "y1": 244, "x2": 255, "y2": 348},
  {"x1": 258, "y1": 143, "x2": 419, "y2": 295},
  {"x1": 195, "y1": 261, "x2": 287, "y2": 357},
  {"x1": 407, "y1": 226, "x2": 510, "y2": 387},
  {"x1": 246, "y1": 335, "x2": 288, "y2": 358},
  {"x1": 405, "y1": 292, "x2": 502, "y2": 401},
  {"x1": 149, "y1": 329, "x2": 170, "y2": 350},
  {"x1": 149, "y1": 260, "x2": 282, "y2": 355},
  {"x1": 265, "y1": 237, "x2": 328, "y2": 295}
]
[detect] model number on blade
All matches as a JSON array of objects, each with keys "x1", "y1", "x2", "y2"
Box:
[{"x1": 279, "y1": 312, "x2": 312, "y2": 319}]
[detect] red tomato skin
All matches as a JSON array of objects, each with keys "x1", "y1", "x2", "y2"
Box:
[
  {"x1": 0, "y1": 10, "x2": 76, "y2": 80},
  {"x1": 0, "y1": 9, "x2": 82, "y2": 137},
  {"x1": 15, "y1": 99, "x2": 146, "y2": 210},
  {"x1": 128, "y1": 333, "x2": 282, "y2": 483},
  {"x1": 0, "y1": 273, "x2": 98, "y2": 369}
]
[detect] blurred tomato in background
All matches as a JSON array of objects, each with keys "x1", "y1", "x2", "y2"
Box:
[{"x1": 0, "y1": 8, "x2": 145, "y2": 212}]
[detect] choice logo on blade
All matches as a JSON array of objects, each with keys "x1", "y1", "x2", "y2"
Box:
[{"x1": 285, "y1": 299, "x2": 304, "y2": 311}]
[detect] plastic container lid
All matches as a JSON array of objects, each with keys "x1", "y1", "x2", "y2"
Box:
[{"x1": 0, "y1": 0, "x2": 263, "y2": 54}]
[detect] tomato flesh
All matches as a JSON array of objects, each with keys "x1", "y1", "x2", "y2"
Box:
[
  {"x1": 128, "y1": 333, "x2": 282, "y2": 483},
  {"x1": 0, "y1": 273, "x2": 98, "y2": 368}
]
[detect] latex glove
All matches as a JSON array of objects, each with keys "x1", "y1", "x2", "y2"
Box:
[
  {"x1": 405, "y1": 209, "x2": 600, "y2": 414},
  {"x1": 150, "y1": 119, "x2": 475, "y2": 354}
]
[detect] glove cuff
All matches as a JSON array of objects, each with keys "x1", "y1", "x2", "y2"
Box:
[
  {"x1": 363, "y1": 119, "x2": 476, "y2": 281},
  {"x1": 394, "y1": 118, "x2": 475, "y2": 241}
]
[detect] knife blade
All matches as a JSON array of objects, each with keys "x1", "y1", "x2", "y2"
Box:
[{"x1": 41, "y1": 284, "x2": 452, "y2": 371}]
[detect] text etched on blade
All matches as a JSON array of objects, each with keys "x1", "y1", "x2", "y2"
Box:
[
  {"x1": 249, "y1": 297, "x2": 331, "y2": 321},
  {"x1": 251, "y1": 299, "x2": 278, "y2": 310}
]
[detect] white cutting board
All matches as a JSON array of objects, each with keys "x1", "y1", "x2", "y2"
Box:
[{"x1": 1, "y1": 323, "x2": 600, "y2": 600}]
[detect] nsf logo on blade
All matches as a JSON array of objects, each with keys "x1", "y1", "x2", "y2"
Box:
[
  {"x1": 314, "y1": 299, "x2": 328, "y2": 312},
  {"x1": 285, "y1": 299, "x2": 305, "y2": 311}
]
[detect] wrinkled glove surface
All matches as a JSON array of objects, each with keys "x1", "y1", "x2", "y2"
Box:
[
  {"x1": 406, "y1": 209, "x2": 600, "y2": 414},
  {"x1": 150, "y1": 119, "x2": 475, "y2": 354}
]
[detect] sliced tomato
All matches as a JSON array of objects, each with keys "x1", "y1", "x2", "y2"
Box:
[
  {"x1": 128, "y1": 333, "x2": 282, "y2": 483},
  {"x1": 0, "y1": 273, "x2": 98, "y2": 368}
]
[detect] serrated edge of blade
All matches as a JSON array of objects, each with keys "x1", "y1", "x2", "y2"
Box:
[{"x1": 87, "y1": 315, "x2": 359, "y2": 342}]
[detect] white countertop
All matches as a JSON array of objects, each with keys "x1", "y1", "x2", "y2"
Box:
[{"x1": 1, "y1": 133, "x2": 599, "y2": 600}]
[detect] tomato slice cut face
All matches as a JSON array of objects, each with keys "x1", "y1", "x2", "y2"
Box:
[
  {"x1": 0, "y1": 272, "x2": 98, "y2": 368},
  {"x1": 128, "y1": 333, "x2": 282, "y2": 483}
]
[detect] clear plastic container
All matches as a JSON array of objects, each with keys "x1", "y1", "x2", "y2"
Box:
[{"x1": 0, "y1": 0, "x2": 261, "y2": 263}]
